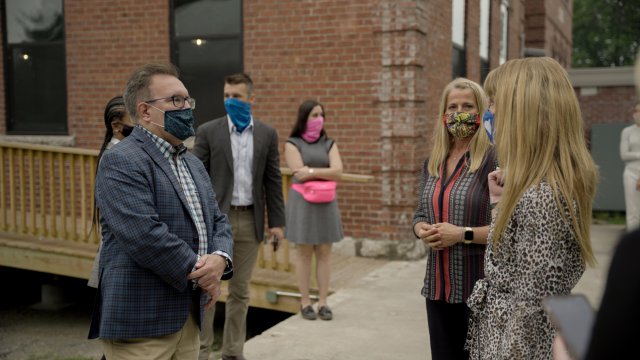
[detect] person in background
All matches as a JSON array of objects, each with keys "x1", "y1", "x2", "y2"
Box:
[
  {"x1": 193, "y1": 72, "x2": 285, "y2": 360},
  {"x1": 553, "y1": 51, "x2": 640, "y2": 360},
  {"x1": 620, "y1": 100, "x2": 640, "y2": 232},
  {"x1": 88, "y1": 63, "x2": 234, "y2": 360},
  {"x1": 412, "y1": 78, "x2": 495, "y2": 360},
  {"x1": 284, "y1": 100, "x2": 343, "y2": 321},
  {"x1": 466, "y1": 57, "x2": 598, "y2": 359},
  {"x1": 88, "y1": 95, "x2": 134, "y2": 289}
]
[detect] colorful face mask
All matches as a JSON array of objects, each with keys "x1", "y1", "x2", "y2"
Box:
[
  {"x1": 482, "y1": 109, "x2": 495, "y2": 144},
  {"x1": 443, "y1": 112, "x2": 480, "y2": 138},
  {"x1": 224, "y1": 98, "x2": 252, "y2": 133},
  {"x1": 301, "y1": 116, "x2": 324, "y2": 143}
]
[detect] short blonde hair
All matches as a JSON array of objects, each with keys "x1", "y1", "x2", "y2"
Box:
[
  {"x1": 427, "y1": 78, "x2": 491, "y2": 177},
  {"x1": 490, "y1": 57, "x2": 598, "y2": 266}
]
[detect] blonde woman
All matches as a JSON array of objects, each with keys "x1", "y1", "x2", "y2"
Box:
[
  {"x1": 413, "y1": 78, "x2": 496, "y2": 360},
  {"x1": 466, "y1": 57, "x2": 598, "y2": 359}
]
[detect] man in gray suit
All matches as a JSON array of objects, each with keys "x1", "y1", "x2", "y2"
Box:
[
  {"x1": 89, "y1": 63, "x2": 233, "y2": 360},
  {"x1": 193, "y1": 73, "x2": 285, "y2": 360}
]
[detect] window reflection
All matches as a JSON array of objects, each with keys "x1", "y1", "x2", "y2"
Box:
[
  {"x1": 172, "y1": 0, "x2": 243, "y2": 128},
  {"x1": 6, "y1": 0, "x2": 63, "y2": 44},
  {"x1": 4, "y1": 0, "x2": 67, "y2": 134}
]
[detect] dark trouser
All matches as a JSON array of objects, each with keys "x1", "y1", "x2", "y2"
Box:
[{"x1": 426, "y1": 299, "x2": 470, "y2": 360}]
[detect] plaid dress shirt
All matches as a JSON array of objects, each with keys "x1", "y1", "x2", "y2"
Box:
[{"x1": 142, "y1": 127, "x2": 208, "y2": 256}]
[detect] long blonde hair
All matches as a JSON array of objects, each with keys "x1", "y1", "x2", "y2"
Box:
[
  {"x1": 428, "y1": 78, "x2": 492, "y2": 177},
  {"x1": 487, "y1": 57, "x2": 598, "y2": 266}
]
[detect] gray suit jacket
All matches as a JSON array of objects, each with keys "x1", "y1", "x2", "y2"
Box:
[
  {"x1": 89, "y1": 127, "x2": 233, "y2": 339},
  {"x1": 193, "y1": 116, "x2": 285, "y2": 241}
]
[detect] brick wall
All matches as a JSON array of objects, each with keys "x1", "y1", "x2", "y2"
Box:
[
  {"x1": 525, "y1": 0, "x2": 572, "y2": 67},
  {"x1": 0, "y1": 12, "x2": 5, "y2": 134},
  {"x1": 0, "y1": 0, "x2": 555, "y2": 258},
  {"x1": 65, "y1": 0, "x2": 171, "y2": 149},
  {"x1": 577, "y1": 86, "x2": 637, "y2": 140}
]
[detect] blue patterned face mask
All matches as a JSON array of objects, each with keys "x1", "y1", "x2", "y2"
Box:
[
  {"x1": 148, "y1": 105, "x2": 196, "y2": 140},
  {"x1": 483, "y1": 109, "x2": 495, "y2": 144},
  {"x1": 224, "y1": 98, "x2": 252, "y2": 133}
]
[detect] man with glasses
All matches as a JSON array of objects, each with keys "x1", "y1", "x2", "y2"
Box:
[
  {"x1": 89, "y1": 63, "x2": 234, "y2": 360},
  {"x1": 193, "y1": 73, "x2": 285, "y2": 360}
]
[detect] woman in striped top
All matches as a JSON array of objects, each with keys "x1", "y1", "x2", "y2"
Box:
[{"x1": 413, "y1": 78, "x2": 496, "y2": 360}]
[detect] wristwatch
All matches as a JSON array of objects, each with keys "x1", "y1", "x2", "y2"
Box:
[{"x1": 463, "y1": 227, "x2": 473, "y2": 245}]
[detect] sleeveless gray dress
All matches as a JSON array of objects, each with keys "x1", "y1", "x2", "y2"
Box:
[{"x1": 285, "y1": 136, "x2": 344, "y2": 244}]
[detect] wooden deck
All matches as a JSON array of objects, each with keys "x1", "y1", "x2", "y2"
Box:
[
  {"x1": 0, "y1": 140, "x2": 381, "y2": 314},
  {"x1": 0, "y1": 230, "x2": 387, "y2": 313}
]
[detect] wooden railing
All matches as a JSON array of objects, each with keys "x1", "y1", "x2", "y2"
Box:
[
  {"x1": 0, "y1": 141, "x2": 99, "y2": 245},
  {"x1": 0, "y1": 141, "x2": 374, "y2": 282},
  {"x1": 256, "y1": 168, "x2": 375, "y2": 274}
]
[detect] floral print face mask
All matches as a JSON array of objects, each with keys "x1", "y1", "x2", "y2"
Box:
[{"x1": 444, "y1": 112, "x2": 480, "y2": 139}]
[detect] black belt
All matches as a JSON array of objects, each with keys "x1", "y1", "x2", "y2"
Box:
[{"x1": 230, "y1": 204, "x2": 253, "y2": 211}]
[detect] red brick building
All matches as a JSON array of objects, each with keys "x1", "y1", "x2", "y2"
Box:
[{"x1": 0, "y1": 0, "x2": 572, "y2": 259}]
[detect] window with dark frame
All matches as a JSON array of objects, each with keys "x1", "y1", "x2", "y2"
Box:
[
  {"x1": 452, "y1": 0, "x2": 467, "y2": 79},
  {"x1": 3, "y1": 0, "x2": 67, "y2": 134},
  {"x1": 479, "y1": 0, "x2": 491, "y2": 84},
  {"x1": 171, "y1": 0, "x2": 243, "y2": 129}
]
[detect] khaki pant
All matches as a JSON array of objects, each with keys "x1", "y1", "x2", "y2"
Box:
[
  {"x1": 199, "y1": 208, "x2": 259, "y2": 359},
  {"x1": 101, "y1": 313, "x2": 199, "y2": 360}
]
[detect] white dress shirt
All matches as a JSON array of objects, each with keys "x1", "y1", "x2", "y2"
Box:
[{"x1": 227, "y1": 116, "x2": 254, "y2": 206}]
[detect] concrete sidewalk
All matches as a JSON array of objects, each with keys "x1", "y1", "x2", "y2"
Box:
[{"x1": 243, "y1": 224, "x2": 625, "y2": 360}]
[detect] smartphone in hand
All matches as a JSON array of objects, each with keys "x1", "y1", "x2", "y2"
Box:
[
  {"x1": 542, "y1": 294, "x2": 595, "y2": 360},
  {"x1": 271, "y1": 234, "x2": 279, "y2": 252}
]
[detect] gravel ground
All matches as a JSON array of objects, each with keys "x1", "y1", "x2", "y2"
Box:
[
  {"x1": 0, "y1": 268, "x2": 289, "y2": 360},
  {"x1": 0, "y1": 270, "x2": 102, "y2": 360}
]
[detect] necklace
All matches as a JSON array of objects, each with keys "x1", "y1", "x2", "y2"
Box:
[{"x1": 449, "y1": 152, "x2": 465, "y2": 162}]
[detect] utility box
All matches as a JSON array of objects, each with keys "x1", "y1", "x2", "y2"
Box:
[{"x1": 591, "y1": 123, "x2": 627, "y2": 211}]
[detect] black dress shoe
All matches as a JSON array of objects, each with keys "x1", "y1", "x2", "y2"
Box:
[{"x1": 221, "y1": 355, "x2": 247, "y2": 360}]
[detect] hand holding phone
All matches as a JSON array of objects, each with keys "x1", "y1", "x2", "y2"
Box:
[{"x1": 542, "y1": 294, "x2": 595, "y2": 360}]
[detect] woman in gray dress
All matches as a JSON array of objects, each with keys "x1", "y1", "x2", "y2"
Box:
[{"x1": 284, "y1": 100, "x2": 344, "y2": 321}]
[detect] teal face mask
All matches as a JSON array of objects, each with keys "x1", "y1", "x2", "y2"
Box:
[{"x1": 149, "y1": 105, "x2": 196, "y2": 140}]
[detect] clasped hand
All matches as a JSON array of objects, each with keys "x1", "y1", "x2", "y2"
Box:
[
  {"x1": 187, "y1": 254, "x2": 226, "y2": 309},
  {"x1": 293, "y1": 166, "x2": 314, "y2": 182},
  {"x1": 415, "y1": 222, "x2": 462, "y2": 250},
  {"x1": 488, "y1": 167, "x2": 504, "y2": 204}
]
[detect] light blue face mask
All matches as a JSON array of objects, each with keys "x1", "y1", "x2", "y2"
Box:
[
  {"x1": 483, "y1": 109, "x2": 495, "y2": 144},
  {"x1": 224, "y1": 98, "x2": 252, "y2": 133}
]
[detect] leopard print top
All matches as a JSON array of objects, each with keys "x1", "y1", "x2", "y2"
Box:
[{"x1": 465, "y1": 182, "x2": 585, "y2": 360}]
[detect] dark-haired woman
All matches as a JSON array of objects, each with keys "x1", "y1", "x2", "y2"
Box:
[
  {"x1": 87, "y1": 96, "x2": 134, "y2": 288},
  {"x1": 284, "y1": 100, "x2": 343, "y2": 321}
]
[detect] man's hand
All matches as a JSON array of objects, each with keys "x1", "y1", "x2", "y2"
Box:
[
  {"x1": 187, "y1": 254, "x2": 226, "y2": 309},
  {"x1": 267, "y1": 227, "x2": 285, "y2": 251}
]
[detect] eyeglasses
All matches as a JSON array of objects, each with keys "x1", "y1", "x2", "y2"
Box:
[{"x1": 145, "y1": 95, "x2": 196, "y2": 109}]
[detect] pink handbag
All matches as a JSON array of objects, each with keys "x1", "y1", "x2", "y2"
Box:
[{"x1": 291, "y1": 181, "x2": 337, "y2": 203}]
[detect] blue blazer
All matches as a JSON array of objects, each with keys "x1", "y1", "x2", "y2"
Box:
[{"x1": 89, "y1": 127, "x2": 233, "y2": 339}]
